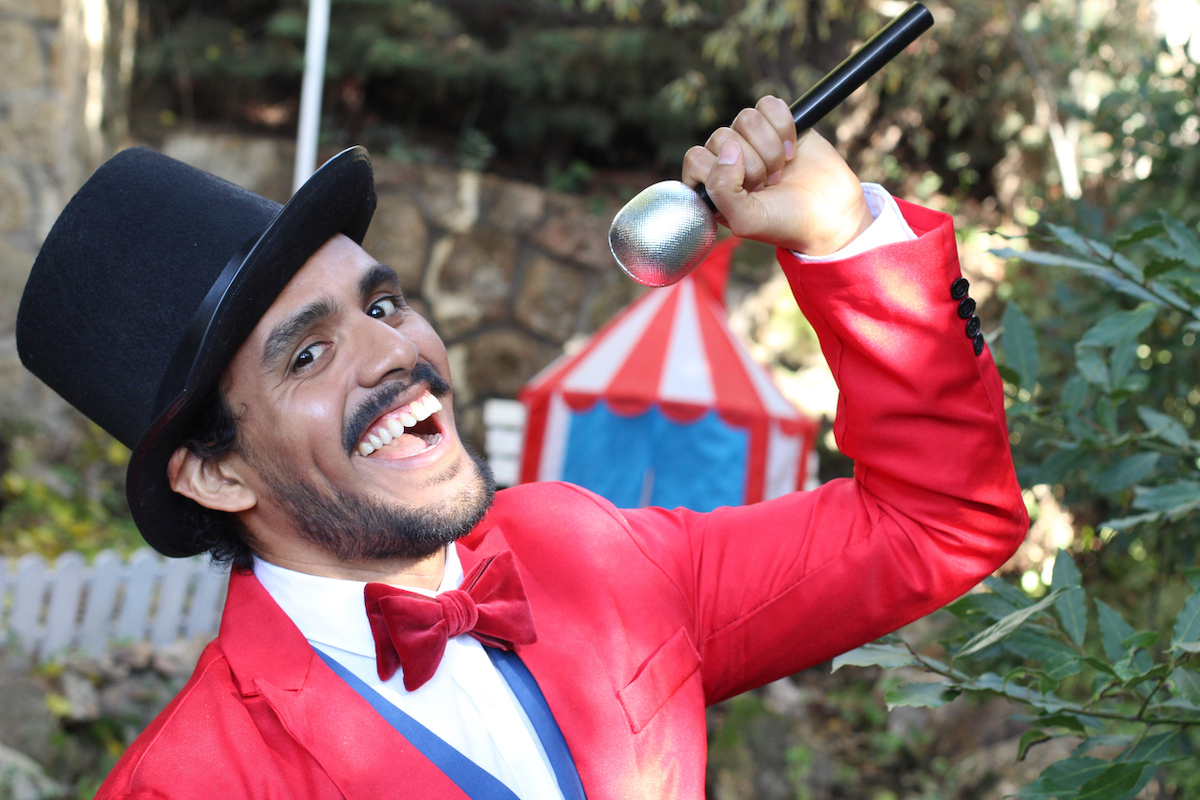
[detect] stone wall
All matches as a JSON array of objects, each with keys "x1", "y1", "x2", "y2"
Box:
[
  {"x1": 0, "y1": 0, "x2": 137, "y2": 437},
  {"x1": 156, "y1": 131, "x2": 640, "y2": 451}
]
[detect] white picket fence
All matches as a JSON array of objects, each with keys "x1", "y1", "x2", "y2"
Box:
[
  {"x1": 0, "y1": 549, "x2": 228, "y2": 663},
  {"x1": 484, "y1": 398, "x2": 527, "y2": 488}
]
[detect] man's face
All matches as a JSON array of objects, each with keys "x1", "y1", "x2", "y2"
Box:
[{"x1": 219, "y1": 234, "x2": 493, "y2": 563}]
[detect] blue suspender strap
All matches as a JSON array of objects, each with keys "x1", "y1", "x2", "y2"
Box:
[
  {"x1": 486, "y1": 649, "x2": 587, "y2": 800},
  {"x1": 313, "y1": 650, "x2": 521, "y2": 800}
]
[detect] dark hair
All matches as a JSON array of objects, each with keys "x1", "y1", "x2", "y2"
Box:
[{"x1": 177, "y1": 387, "x2": 256, "y2": 571}]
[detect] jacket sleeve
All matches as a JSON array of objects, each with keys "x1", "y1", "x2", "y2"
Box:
[{"x1": 621, "y1": 199, "x2": 1029, "y2": 704}]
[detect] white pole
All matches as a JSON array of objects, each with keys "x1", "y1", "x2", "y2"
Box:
[{"x1": 293, "y1": 0, "x2": 331, "y2": 193}]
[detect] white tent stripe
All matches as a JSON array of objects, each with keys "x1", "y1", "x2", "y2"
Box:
[
  {"x1": 764, "y1": 420, "x2": 803, "y2": 500},
  {"x1": 658, "y1": 280, "x2": 715, "y2": 405},
  {"x1": 537, "y1": 391, "x2": 572, "y2": 482},
  {"x1": 729, "y1": 326, "x2": 801, "y2": 420},
  {"x1": 559, "y1": 287, "x2": 673, "y2": 394}
]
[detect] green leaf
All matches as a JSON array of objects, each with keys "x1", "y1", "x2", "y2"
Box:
[
  {"x1": 1044, "y1": 652, "x2": 1084, "y2": 680},
  {"x1": 1099, "y1": 511, "x2": 1160, "y2": 531},
  {"x1": 947, "y1": 591, "x2": 1021, "y2": 622},
  {"x1": 1160, "y1": 211, "x2": 1200, "y2": 269},
  {"x1": 1054, "y1": 586, "x2": 1088, "y2": 647},
  {"x1": 1034, "y1": 712, "x2": 1089, "y2": 734},
  {"x1": 985, "y1": 575, "x2": 1035, "y2": 608},
  {"x1": 1078, "y1": 304, "x2": 1159, "y2": 347},
  {"x1": 972, "y1": 673, "x2": 1073, "y2": 713},
  {"x1": 1168, "y1": 667, "x2": 1200, "y2": 704},
  {"x1": 1003, "y1": 303, "x2": 1040, "y2": 390},
  {"x1": 1172, "y1": 590, "x2": 1200, "y2": 650},
  {"x1": 991, "y1": 248, "x2": 1166, "y2": 307},
  {"x1": 1076, "y1": 347, "x2": 1111, "y2": 388},
  {"x1": 1018, "y1": 757, "x2": 1110, "y2": 799},
  {"x1": 1074, "y1": 762, "x2": 1152, "y2": 800},
  {"x1": 1005, "y1": 628, "x2": 1080, "y2": 663},
  {"x1": 885, "y1": 681, "x2": 959, "y2": 710},
  {"x1": 1143, "y1": 257, "x2": 1186, "y2": 279},
  {"x1": 1062, "y1": 375, "x2": 1090, "y2": 412},
  {"x1": 997, "y1": 363, "x2": 1023, "y2": 386},
  {"x1": 1137, "y1": 406, "x2": 1191, "y2": 448},
  {"x1": 831, "y1": 643, "x2": 916, "y2": 671},
  {"x1": 957, "y1": 589, "x2": 1065, "y2": 658},
  {"x1": 1132, "y1": 481, "x2": 1200, "y2": 517},
  {"x1": 1110, "y1": 340, "x2": 1138, "y2": 386},
  {"x1": 1114, "y1": 222, "x2": 1165, "y2": 249},
  {"x1": 1036, "y1": 447, "x2": 1094, "y2": 485},
  {"x1": 1076, "y1": 735, "x2": 1135, "y2": 756},
  {"x1": 1050, "y1": 550, "x2": 1082, "y2": 590},
  {"x1": 1125, "y1": 731, "x2": 1182, "y2": 763},
  {"x1": 1091, "y1": 452, "x2": 1159, "y2": 493},
  {"x1": 1096, "y1": 601, "x2": 1140, "y2": 665},
  {"x1": 1018, "y1": 729, "x2": 1051, "y2": 761}
]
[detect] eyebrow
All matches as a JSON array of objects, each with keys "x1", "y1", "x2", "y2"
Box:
[
  {"x1": 261, "y1": 297, "x2": 339, "y2": 372},
  {"x1": 259, "y1": 263, "x2": 404, "y2": 372},
  {"x1": 358, "y1": 263, "x2": 402, "y2": 302}
]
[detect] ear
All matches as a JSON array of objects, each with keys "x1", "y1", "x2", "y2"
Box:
[{"x1": 167, "y1": 446, "x2": 257, "y2": 513}]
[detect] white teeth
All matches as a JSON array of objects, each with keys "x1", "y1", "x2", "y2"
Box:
[{"x1": 356, "y1": 390, "x2": 445, "y2": 456}]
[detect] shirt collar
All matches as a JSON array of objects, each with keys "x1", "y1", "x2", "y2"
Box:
[{"x1": 252, "y1": 546, "x2": 465, "y2": 659}]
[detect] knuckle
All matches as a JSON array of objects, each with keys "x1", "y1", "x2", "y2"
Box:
[{"x1": 732, "y1": 108, "x2": 759, "y2": 129}]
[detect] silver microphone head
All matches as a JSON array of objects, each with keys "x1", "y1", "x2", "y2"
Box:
[{"x1": 608, "y1": 180, "x2": 717, "y2": 287}]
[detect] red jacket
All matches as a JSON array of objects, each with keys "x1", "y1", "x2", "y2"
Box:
[{"x1": 97, "y1": 202, "x2": 1027, "y2": 799}]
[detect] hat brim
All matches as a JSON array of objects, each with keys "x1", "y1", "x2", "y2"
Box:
[{"x1": 126, "y1": 146, "x2": 377, "y2": 557}]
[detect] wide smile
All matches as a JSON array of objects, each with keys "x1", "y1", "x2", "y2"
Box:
[{"x1": 355, "y1": 389, "x2": 445, "y2": 459}]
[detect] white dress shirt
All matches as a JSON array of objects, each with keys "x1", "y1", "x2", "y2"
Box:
[
  {"x1": 251, "y1": 183, "x2": 916, "y2": 797},
  {"x1": 254, "y1": 548, "x2": 567, "y2": 800}
]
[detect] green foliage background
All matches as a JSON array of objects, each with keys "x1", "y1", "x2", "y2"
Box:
[{"x1": 4, "y1": 0, "x2": 1200, "y2": 797}]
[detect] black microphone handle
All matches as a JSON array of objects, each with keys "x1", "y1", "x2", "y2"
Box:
[{"x1": 696, "y1": 2, "x2": 934, "y2": 212}]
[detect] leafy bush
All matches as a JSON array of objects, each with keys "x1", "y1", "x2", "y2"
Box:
[
  {"x1": 0, "y1": 423, "x2": 140, "y2": 560},
  {"x1": 839, "y1": 215, "x2": 1200, "y2": 798}
]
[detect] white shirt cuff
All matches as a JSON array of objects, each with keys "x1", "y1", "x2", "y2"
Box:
[{"x1": 790, "y1": 183, "x2": 917, "y2": 262}]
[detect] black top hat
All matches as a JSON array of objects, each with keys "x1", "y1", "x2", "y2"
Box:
[{"x1": 17, "y1": 146, "x2": 377, "y2": 557}]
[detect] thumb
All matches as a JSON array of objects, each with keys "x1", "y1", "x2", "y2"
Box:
[{"x1": 705, "y1": 142, "x2": 762, "y2": 236}]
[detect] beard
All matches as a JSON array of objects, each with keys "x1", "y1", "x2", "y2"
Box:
[{"x1": 249, "y1": 441, "x2": 496, "y2": 564}]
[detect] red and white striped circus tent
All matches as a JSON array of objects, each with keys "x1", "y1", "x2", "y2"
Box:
[{"x1": 518, "y1": 238, "x2": 819, "y2": 512}]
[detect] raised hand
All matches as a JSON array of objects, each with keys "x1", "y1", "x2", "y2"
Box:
[{"x1": 682, "y1": 96, "x2": 873, "y2": 256}]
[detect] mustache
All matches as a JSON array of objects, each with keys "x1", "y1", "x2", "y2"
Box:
[{"x1": 342, "y1": 361, "x2": 450, "y2": 456}]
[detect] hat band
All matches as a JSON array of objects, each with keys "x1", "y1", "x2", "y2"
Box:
[{"x1": 153, "y1": 227, "x2": 266, "y2": 417}]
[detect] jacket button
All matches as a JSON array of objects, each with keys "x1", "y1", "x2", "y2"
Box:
[
  {"x1": 951, "y1": 278, "x2": 969, "y2": 300},
  {"x1": 973, "y1": 334, "x2": 985, "y2": 356},
  {"x1": 957, "y1": 297, "x2": 977, "y2": 319},
  {"x1": 965, "y1": 316, "x2": 981, "y2": 338}
]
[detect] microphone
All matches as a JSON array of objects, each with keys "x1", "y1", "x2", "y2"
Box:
[{"x1": 608, "y1": 2, "x2": 934, "y2": 287}]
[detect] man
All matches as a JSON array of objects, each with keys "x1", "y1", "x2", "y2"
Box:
[{"x1": 17, "y1": 96, "x2": 1027, "y2": 798}]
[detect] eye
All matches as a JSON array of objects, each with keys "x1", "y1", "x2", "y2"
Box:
[
  {"x1": 367, "y1": 295, "x2": 403, "y2": 319},
  {"x1": 292, "y1": 341, "x2": 330, "y2": 372}
]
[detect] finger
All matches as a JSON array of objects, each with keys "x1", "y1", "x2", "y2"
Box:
[
  {"x1": 731, "y1": 106, "x2": 788, "y2": 188},
  {"x1": 704, "y1": 141, "x2": 766, "y2": 237},
  {"x1": 681, "y1": 145, "x2": 716, "y2": 189},
  {"x1": 705, "y1": 126, "x2": 768, "y2": 191},
  {"x1": 755, "y1": 95, "x2": 797, "y2": 164}
]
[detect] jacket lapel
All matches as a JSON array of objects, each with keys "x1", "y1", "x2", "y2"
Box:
[
  {"x1": 456, "y1": 530, "x2": 638, "y2": 798},
  {"x1": 219, "y1": 570, "x2": 472, "y2": 800}
]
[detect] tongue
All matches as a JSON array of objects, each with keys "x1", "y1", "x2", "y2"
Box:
[{"x1": 370, "y1": 432, "x2": 432, "y2": 460}]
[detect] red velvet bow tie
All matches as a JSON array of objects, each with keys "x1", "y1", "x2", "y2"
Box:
[{"x1": 364, "y1": 551, "x2": 538, "y2": 692}]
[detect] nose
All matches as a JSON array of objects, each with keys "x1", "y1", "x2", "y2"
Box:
[{"x1": 352, "y1": 315, "x2": 419, "y2": 388}]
